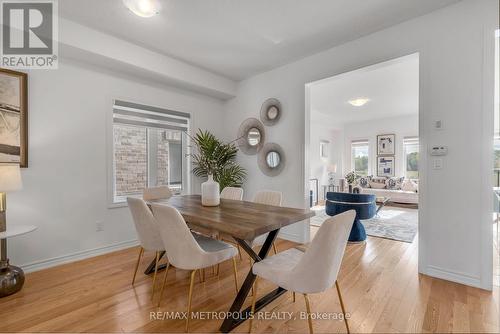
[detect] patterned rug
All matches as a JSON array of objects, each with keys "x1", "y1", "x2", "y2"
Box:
[{"x1": 310, "y1": 206, "x2": 418, "y2": 243}]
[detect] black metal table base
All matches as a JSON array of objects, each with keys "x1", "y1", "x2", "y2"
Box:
[
  {"x1": 220, "y1": 229, "x2": 286, "y2": 333},
  {"x1": 144, "y1": 250, "x2": 167, "y2": 275}
]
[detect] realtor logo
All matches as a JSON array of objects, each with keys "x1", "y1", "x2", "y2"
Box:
[{"x1": 0, "y1": 0, "x2": 58, "y2": 69}]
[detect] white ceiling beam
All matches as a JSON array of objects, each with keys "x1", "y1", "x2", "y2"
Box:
[{"x1": 58, "y1": 18, "x2": 237, "y2": 100}]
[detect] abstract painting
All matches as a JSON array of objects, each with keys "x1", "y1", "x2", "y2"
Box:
[
  {"x1": 377, "y1": 156, "x2": 395, "y2": 177},
  {"x1": 0, "y1": 69, "x2": 27, "y2": 167}
]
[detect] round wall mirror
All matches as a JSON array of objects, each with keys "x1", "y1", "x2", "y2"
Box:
[
  {"x1": 247, "y1": 128, "x2": 261, "y2": 146},
  {"x1": 260, "y1": 98, "x2": 282, "y2": 126},
  {"x1": 258, "y1": 143, "x2": 285, "y2": 176},
  {"x1": 267, "y1": 106, "x2": 279, "y2": 120},
  {"x1": 266, "y1": 151, "x2": 280, "y2": 168},
  {"x1": 237, "y1": 118, "x2": 265, "y2": 155}
]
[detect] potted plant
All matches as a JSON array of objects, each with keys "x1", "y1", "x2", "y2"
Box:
[
  {"x1": 190, "y1": 130, "x2": 247, "y2": 206},
  {"x1": 345, "y1": 171, "x2": 359, "y2": 193}
]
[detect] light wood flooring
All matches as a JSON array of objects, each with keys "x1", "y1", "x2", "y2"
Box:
[{"x1": 0, "y1": 237, "x2": 498, "y2": 333}]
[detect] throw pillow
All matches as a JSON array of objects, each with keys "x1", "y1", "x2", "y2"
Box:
[
  {"x1": 369, "y1": 181, "x2": 386, "y2": 189},
  {"x1": 358, "y1": 176, "x2": 372, "y2": 188},
  {"x1": 386, "y1": 177, "x2": 404, "y2": 190},
  {"x1": 401, "y1": 179, "x2": 418, "y2": 192}
]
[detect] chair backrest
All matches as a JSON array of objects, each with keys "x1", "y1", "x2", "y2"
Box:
[
  {"x1": 127, "y1": 197, "x2": 164, "y2": 251},
  {"x1": 143, "y1": 186, "x2": 172, "y2": 201},
  {"x1": 253, "y1": 190, "x2": 283, "y2": 206},
  {"x1": 221, "y1": 187, "x2": 244, "y2": 201},
  {"x1": 150, "y1": 203, "x2": 206, "y2": 270},
  {"x1": 290, "y1": 210, "x2": 356, "y2": 294}
]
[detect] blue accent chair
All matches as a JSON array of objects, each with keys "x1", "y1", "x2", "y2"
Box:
[{"x1": 325, "y1": 192, "x2": 377, "y2": 242}]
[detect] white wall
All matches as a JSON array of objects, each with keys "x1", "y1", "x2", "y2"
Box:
[
  {"x1": 224, "y1": 0, "x2": 498, "y2": 289},
  {"x1": 343, "y1": 114, "x2": 419, "y2": 177},
  {"x1": 9, "y1": 60, "x2": 226, "y2": 271},
  {"x1": 309, "y1": 123, "x2": 343, "y2": 202}
]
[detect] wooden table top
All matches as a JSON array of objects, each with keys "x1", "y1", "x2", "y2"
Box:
[{"x1": 149, "y1": 195, "x2": 315, "y2": 240}]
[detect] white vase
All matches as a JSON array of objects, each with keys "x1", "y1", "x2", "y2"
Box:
[{"x1": 201, "y1": 174, "x2": 220, "y2": 206}]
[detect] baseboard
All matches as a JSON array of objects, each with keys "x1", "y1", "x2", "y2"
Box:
[
  {"x1": 21, "y1": 239, "x2": 140, "y2": 273},
  {"x1": 425, "y1": 265, "x2": 482, "y2": 289}
]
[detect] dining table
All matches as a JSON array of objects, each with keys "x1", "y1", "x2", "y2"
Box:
[{"x1": 146, "y1": 194, "x2": 315, "y2": 332}]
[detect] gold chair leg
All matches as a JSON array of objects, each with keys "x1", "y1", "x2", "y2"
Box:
[
  {"x1": 335, "y1": 281, "x2": 350, "y2": 334},
  {"x1": 132, "y1": 247, "x2": 144, "y2": 285},
  {"x1": 272, "y1": 243, "x2": 278, "y2": 254},
  {"x1": 249, "y1": 277, "x2": 259, "y2": 333},
  {"x1": 292, "y1": 291, "x2": 296, "y2": 303},
  {"x1": 157, "y1": 262, "x2": 170, "y2": 307},
  {"x1": 303, "y1": 294, "x2": 314, "y2": 334},
  {"x1": 231, "y1": 257, "x2": 239, "y2": 293},
  {"x1": 186, "y1": 269, "x2": 198, "y2": 332},
  {"x1": 151, "y1": 251, "x2": 160, "y2": 300},
  {"x1": 237, "y1": 244, "x2": 243, "y2": 260}
]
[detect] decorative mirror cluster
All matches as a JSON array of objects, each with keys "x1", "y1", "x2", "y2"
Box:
[
  {"x1": 260, "y1": 98, "x2": 281, "y2": 126},
  {"x1": 258, "y1": 143, "x2": 285, "y2": 176},
  {"x1": 238, "y1": 98, "x2": 285, "y2": 176},
  {"x1": 237, "y1": 118, "x2": 265, "y2": 155}
]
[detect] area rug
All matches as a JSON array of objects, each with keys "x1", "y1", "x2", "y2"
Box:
[{"x1": 310, "y1": 206, "x2": 418, "y2": 243}]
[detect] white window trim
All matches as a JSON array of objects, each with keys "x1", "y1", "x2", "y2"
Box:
[
  {"x1": 351, "y1": 139, "x2": 370, "y2": 176},
  {"x1": 106, "y1": 99, "x2": 191, "y2": 208}
]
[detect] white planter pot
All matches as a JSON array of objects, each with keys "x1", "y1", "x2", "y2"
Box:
[{"x1": 201, "y1": 174, "x2": 220, "y2": 206}]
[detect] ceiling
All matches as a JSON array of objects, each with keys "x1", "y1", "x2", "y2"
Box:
[
  {"x1": 309, "y1": 54, "x2": 419, "y2": 128},
  {"x1": 59, "y1": 0, "x2": 459, "y2": 81}
]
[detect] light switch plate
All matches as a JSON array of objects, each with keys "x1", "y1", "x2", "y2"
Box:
[{"x1": 433, "y1": 158, "x2": 443, "y2": 170}]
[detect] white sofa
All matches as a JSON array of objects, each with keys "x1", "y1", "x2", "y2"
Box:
[{"x1": 360, "y1": 188, "x2": 418, "y2": 204}]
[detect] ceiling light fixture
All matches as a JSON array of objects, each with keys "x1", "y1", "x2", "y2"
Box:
[
  {"x1": 123, "y1": 0, "x2": 160, "y2": 18},
  {"x1": 348, "y1": 98, "x2": 370, "y2": 107}
]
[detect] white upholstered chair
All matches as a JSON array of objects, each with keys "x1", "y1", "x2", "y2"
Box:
[
  {"x1": 220, "y1": 187, "x2": 244, "y2": 201},
  {"x1": 250, "y1": 190, "x2": 283, "y2": 253},
  {"x1": 143, "y1": 186, "x2": 172, "y2": 201},
  {"x1": 249, "y1": 210, "x2": 356, "y2": 334},
  {"x1": 127, "y1": 197, "x2": 166, "y2": 300},
  {"x1": 151, "y1": 203, "x2": 239, "y2": 332}
]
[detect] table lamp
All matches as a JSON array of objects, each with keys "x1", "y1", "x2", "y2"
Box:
[
  {"x1": 0, "y1": 164, "x2": 23, "y2": 297},
  {"x1": 328, "y1": 164, "x2": 337, "y2": 186}
]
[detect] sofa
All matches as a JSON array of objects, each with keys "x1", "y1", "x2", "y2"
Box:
[{"x1": 346, "y1": 176, "x2": 418, "y2": 205}]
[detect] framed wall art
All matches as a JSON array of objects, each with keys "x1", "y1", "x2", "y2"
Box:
[
  {"x1": 377, "y1": 134, "x2": 395, "y2": 155},
  {"x1": 0, "y1": 68, "x2": 28, "y2": 167},
  {"x1": 377, "y1": 156, "x2": 395, "y2": 177}
]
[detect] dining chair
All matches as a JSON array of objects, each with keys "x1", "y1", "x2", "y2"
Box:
[
  {"x1": 249, "y1": 210, "x2": 356, "y2": 334},
  {"x1": 150, "y1": 203, "x2": 239, "y2": 332},
  {"x1": 143, "y1": 186, "x2": 173, "y2": 201},
  {"x1": 250, "y1": 190, "x2": 283, "y2": 254},
  {"x1": 220, "y1": 187, "x2": 244, "y2": 200},
  {"x1": 127, "y1": 197, "x2": 166, "y2": 300}
]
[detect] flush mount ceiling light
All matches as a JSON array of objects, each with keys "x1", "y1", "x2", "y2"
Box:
[
  {"x1": 348, "y1": 98, "x2": 370, "y2": 107},
  {"x1": 123, "y1": 0, "x2": 160, "y2": 18}
]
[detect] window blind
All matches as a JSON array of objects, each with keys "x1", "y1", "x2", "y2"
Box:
[{"x1": 113, "y1": 100, "x2": 190, "y2": 131}]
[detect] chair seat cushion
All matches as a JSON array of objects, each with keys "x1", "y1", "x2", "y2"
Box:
[
  {"x1": 252, "y1": 248, "x2": 304, "y2": 290},
  {"x1": 193, "y1": 232, "x2": 235, "y2": 253}
]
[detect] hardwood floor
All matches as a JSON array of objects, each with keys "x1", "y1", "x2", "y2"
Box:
[{"x1": 0, "y1": 237, "x2": 498, "y2": 333}]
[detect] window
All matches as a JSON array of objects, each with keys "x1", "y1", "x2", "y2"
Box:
[
  {"x1": 404, "y1": 137, "x2": 419, "y2": 179},
  {"x1": 111, "y1": 100, "x2": 190, "y2": 204},
  {"x1": 351, "y1": 140, "x2": 369, "y2": 176}
]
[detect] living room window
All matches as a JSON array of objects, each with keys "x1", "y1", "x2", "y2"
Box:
[
  {"x1": 404, "y1": 137, "x2": 419, "y2": 179},
  {"x1": 111, "y1": 100, "x2": 190, "y2": 204},
  {"x1": 351, "y1": 140, "x2": 369, "y2": 176}
]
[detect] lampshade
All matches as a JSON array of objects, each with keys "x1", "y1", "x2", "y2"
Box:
[
  {"x1": 0, "y1": 164, "x2": 22, "y2": 192},
  {"x1": 328, "y1": 164, "x2": 338, "y2": 173}
]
